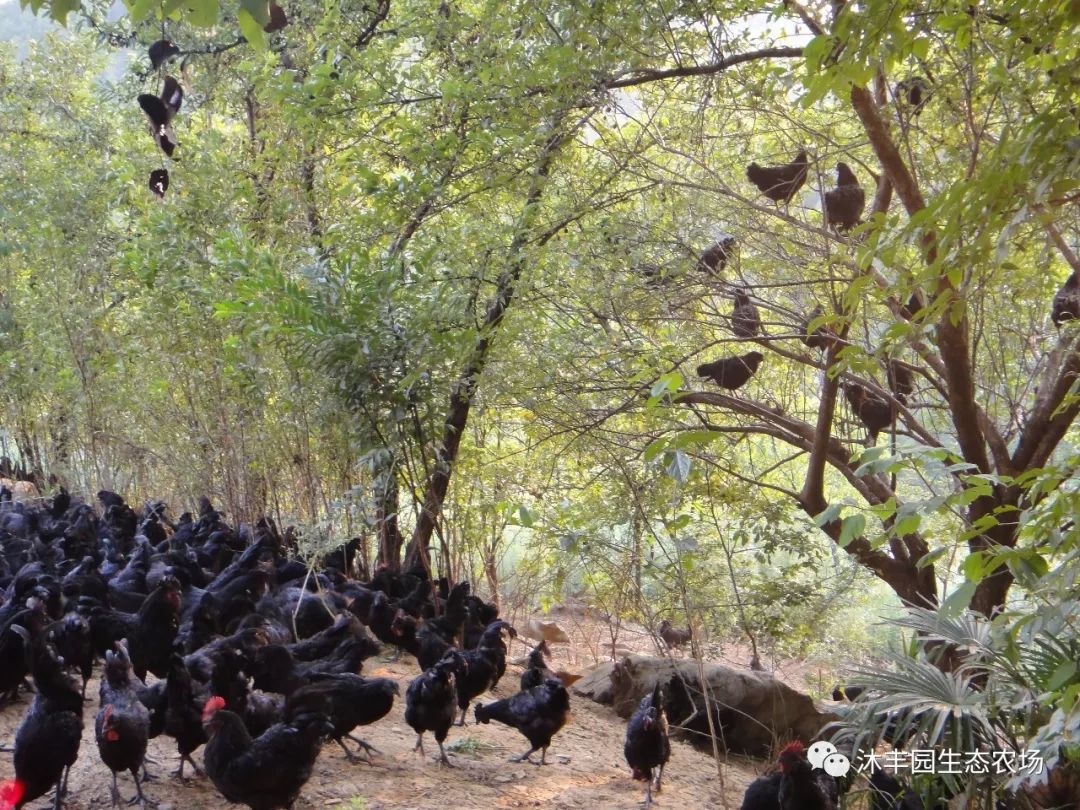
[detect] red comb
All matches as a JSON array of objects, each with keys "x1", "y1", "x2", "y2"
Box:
[
  {"x1": 202, "y1": 695, "x2": 227, "y2": 723},
  {"x1": 781, "y1": 740, "x2": 806, "y2": 755},
  {"x1": 0, "y1": 780, "x2": 26, "y2": 810}
]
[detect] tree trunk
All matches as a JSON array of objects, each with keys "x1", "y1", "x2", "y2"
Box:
[
  {"x1": 374, "y1": 454, "x2": 404, "y2": 571},
  {"x1": 404, "y1": 123, "x2": 569, "y2": 568}
]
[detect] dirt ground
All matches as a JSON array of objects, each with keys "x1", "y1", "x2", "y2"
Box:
[{"x1": 0, "y1": 645, "x2": 767, "y2": 810}]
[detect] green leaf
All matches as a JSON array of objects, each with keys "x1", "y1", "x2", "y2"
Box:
[
  {"x1": 240, "y1": 0, "x2": 270, "y2": 25},
  {"x1": 917, "y1": 546, "x2": 950, "y2": 569},
  {"x1": 962, "y1": 551, "x2": 986, "y2": 583},
  {"x1": 940, "y1": 580, "x2": 977, "y2": 618},
  {"x1": 185, "y1": 0, "x2": 219, "y2": 26},
  {"x1": 838, "y1": 513, "x2": 866, "y2": 548},
  {"x1": 813, "y1": 504, "x2": 842, "y2": 527},
  {"x1": 1047, "y1": 660, "x2": 1078, "y2": 691},
  {"x1": 49, "y1": 0, "x2": 80, "y2": 24},
  {"x1": 238, "y1": 8, "x2": 267, "y2": 48},
  {"x1": 664, "y1": 450, "x2": 690, "y2": 483}
]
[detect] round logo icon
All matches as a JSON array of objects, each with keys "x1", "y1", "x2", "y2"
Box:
[
  {"x1": 807, "y1": 740, "x2": 837, "y2": 769},
  {"x1": 823, "y1": 752, "x2": 852, "y2": 777}
]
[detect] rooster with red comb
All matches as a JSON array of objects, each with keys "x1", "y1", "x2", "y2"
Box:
[{"x1": 201, "y1": 693, "x2": 334, "y2": 810}]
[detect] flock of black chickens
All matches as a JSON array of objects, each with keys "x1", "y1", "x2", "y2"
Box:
[
  {"x1": 0, "y1": 488, "x2": 683, "y2": 810},
  {"x1": 0, "y1": 486, "x2": 952, "y2": 810},
  {"x1": 692, "y1": 145, "x2": 1080, "y2": 449}
]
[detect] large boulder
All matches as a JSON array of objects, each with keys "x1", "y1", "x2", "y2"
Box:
[{"x1": 573, "y1": 654, "x2": 834, "y2": 756}]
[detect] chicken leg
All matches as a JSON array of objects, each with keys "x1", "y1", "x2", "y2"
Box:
[
  {"x1": 437, "y1": 741, "x2": 453, "y2": 768},
  {"x1": 510, "y1": 745, "x2": 544, "y2": 766},
  {"x1": 337, "y1": 737, "x2": 372, "y2": 764},
  {"x1": 346, "y1": 734, "x2": 380, "y2": 756},
  {"x1": 127, "y1": 767, "x2": 153, "y2": 808}
]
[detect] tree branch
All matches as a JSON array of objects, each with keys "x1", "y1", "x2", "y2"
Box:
[{"x1": 602, "y1": 48, "x2": 804, "y2": 91}]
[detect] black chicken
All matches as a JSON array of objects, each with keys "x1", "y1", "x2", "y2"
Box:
[
  {"x1": 454, "y1": 620, "x2": 516, "y2": 724},
  {"x1": 624, "y1": 684, "x2": 670, "y2": 805},
  {"x1": 147, "y1": 40, "x2": 180, "y2": 70},
  {"x1": 43, "y1": 614, "x2": 94, "y2": 698},
  {"x1": 95, "y1": 642, "x2": 151, "y2": 808},
  {"x1": 885, "y1": 359, "x2": 914, "y2": 405},
  {"x1": 1052, "y1": 273, "x2": 1080, "y2": 327},
  {"x1": 81, "y1": 574, "x2": 182, "y2": 679},
  {"x1": 404, "y1": 650, "x2": 465, "y2": 766},
  {"x1": 778, "y1": 741, "x2": 839, "y2": 810},
  {"x1": 697, "y1": 238, "x2": 736, "y2": 276},
  {"x1": 824, "y1": 162, "x2": 865, "y2": 232},
  {"x1": 868, "y1": 768, "x2": 926, "y2": 810},
  {"x1": 164, "y1": 653, "x2": 209, "y2": 778},
  {"x1": 520, "y1": 640, "x2": 554, "y2": 691},
  {"x1": 474, "y1": 677, "x2": 570, "y2": 765},
  {"x1": 800, "y1": 306, "x2": 835, "y2": 351},
  {"x1": 149, "y1": 169, "x2": 169, "y2": 199},
  {"x1": 740, "y1": 771, "x2": 782, "y2": 810},
  {"x1": 697, "y1": 351, "x2": 764, "y2": 391},
  {"x1": 731, "y1": 290, "x2": 761, "y2": 338},
  {"x1": 285, "y1": 674, "x2": 399, "y2": 763},
  {"x1": 746, "y1": 150, "x2": 809, "y2": 205},
  {"x1": 138, "y1": 76, "x2": 183, "y2": 156},
  {"x1": 830, "y1": 684, "x2": 865, "y2": 701},
  {"x1": 9, "y1": 639, "x2": 83, "y2": 810},
  {"x1": 658, "y1": 620, "x2": 691, "y2": 651},
  {"x1": 202, "y1": 695, "x2": 333, "y2": 810},
  {"x1": 264, "y1": 2, "x2": 287, "y2": 32},
  {"x1": 896, "y1": 77, "x2": 931, "y2": 115},
  {"x1": 843, "y1": 382, "x2": 894, "y2": 445}
]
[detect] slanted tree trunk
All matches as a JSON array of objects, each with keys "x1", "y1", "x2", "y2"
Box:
[{"x1": 404, "y1": 121, "x2": 571, "y2": 569}]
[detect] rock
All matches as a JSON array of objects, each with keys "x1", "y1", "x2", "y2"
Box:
[{"x1": 573, "y1": 654, "x2": 836, "y2": 756}]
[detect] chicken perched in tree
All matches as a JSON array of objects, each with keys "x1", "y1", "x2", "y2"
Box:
[
  {"x1": 800, "y1": 306, "x2": 835, "y2": 351},
  {"x1": 697, "y1": 352, "x2": 764, "y2": 391},
  {"x1": 1052, "y1": 272, "x2": 1080, "y2": 327},
  {"x1": 624, "y1": 684, "x2": 670, "y2": 806},
  {"x1": 5, "y1": 638, "x2": 84, "y2": 810},
  {"x1": 284, "y1": 674, "x2": 399, "y2": 763},
  {"x1": 779, "y1": 741, "x2": 839, "y2": 810},
  {"x1": 137, "y1": 76, "x2": 183, "y2": 156},
  {"x1": 903, "y1": 291, "x2": 925, "y2": 320},
  {"x1": 95, "y1": 642, "x2": 151, "y2": 808},
  {"x1": 746, "y1": 149, "x2": 809, "y2": 205},
  {"x1": 149, "y1": 169, "x2": 169, "y2": 199},
  {"x1": 474, "y1": 677, "x2": 570, "y2": 765},
  {"x1": 824, "y1": 163, "x2": 866, "y2": 232},
  {"x1": 147, "y1": 39, "x2": 179, "y2": 69},
  {"x1": 896, "y1": 77, "x2": 931, "y2": 115},
  {"x1": 201, "y1": 695, "x2": 333, "y2": 810},
  {"x1": 731, "y1": 289, "x2": 761, "y2": 338},
  {"x1": 697, "y1": 238, "x2": 736, "y2": 276},
  {"x1": 404, "y1": 650, "x2": 465, "y2": 766},
  {"x1": 885, "y1": 359, "x2": 914, "y2": 405},
  {"x1": 843, "y1": 382, "x2": 894, "y2": 445}
]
